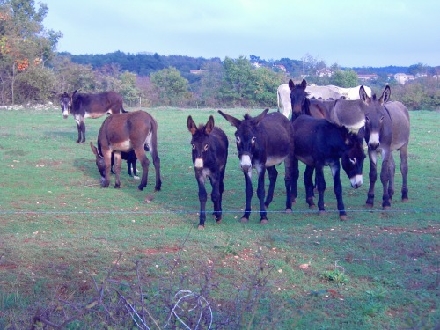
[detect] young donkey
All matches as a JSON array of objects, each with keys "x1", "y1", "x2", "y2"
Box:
[
  {"x1": 90, "y1": 110, "x2": 162, "y2": 191},
  {"x1": 187, "y1": 115, "x2": 228, "y2": 229}
]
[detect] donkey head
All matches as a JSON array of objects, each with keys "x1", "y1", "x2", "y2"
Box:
[
  {"x1": 187, "y1": 115, "x2": 215, "y2": 169},
  {"x1": 60, "y1": 92, "x2": 71, "y2": 119},
  {"x1": 289, "y1": 79, "x2": 309, "y2": 121},
  {"x1": 218, "y1": 109, "x2": 268, "y2": 173},
  {"x1": 360, "y1": 85, "x2": 391, "y2": 150},
  {"x1": 90, "y1": 142, "x2": 106, "y2": 183},
  {"x1": 340, "y1": 131, "x2": 366, "y2": 188}
]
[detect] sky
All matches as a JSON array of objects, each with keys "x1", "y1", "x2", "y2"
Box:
[{"x1": 40, "y1": 0, "x2": 440, "y2": 68}]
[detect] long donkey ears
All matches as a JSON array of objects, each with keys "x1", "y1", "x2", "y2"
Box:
[{"x1": 379, "y1": 85, "x2": 391, "y2": 104}]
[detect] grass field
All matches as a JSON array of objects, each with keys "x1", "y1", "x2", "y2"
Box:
[{"x1": 0, "y1": 106, "x2": 439, "y2": 329}]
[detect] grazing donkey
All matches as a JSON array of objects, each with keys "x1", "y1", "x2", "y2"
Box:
[
  {"x1": 290, "y1": 115, "x2": 365, "y2": 220},
  {"x1": 187, "y1": 115, "x2": 228, "y2": 229},
  {"x1": 61, "y1": 90, "x2": 127, "y2": 143},
  {"x1": 218, "y1": 109, "x2": 292, "y2": 224},
  {"x1": 359, "y1": 85, "x2": 410, "y2": 208},
  {"x1": 90, "y1": 110, "x2": 161, "y2": 191}
]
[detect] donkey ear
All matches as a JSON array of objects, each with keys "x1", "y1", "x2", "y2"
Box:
[
  {"x1": 301, "y1": 79, "x2": 307, "y2": 88},
  {"x1": 187, "y1": 115, "x2": 197, "y2": 135},
  {"x1": 204, "y1": 115, "x2": 215, "y2": 135},
  {"x1": 359, "y1": 85, "x2": 370, "y2": 104},
  {"x1": 378, "y1": 85, "x2": 391, "y2": 105},
  {"x1": 254, "y1": 108, "x2": 269, "y2": 125},
  {"x1": 218, "y1": 110, "x2": 241, "y2": 128},
  {"x1": 90, "y1": 142, "x2": 99, "y2": 156},
  {"x1": 289, "y1": 79, "x2": 295, "y2": 90}
]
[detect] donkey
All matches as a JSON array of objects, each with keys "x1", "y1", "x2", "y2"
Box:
[
  {"x1": 90, "y1": 110, "x2": 161, "y2": 191},
  {"x1": 187, "y1": 115, "x2": 228, "y2": 229},
  {"x1": 61, "y1": 90, "x2": 127, "y2": 143},
  {"x1": 290, "y1": 115, "x2": 365, "y2": 220},
  {"x1": 359, "y1": 85, "x2": 410, "y2": 208},
  {"x1": 218, "y1": 109, "x2": 292, "y2": 224}
]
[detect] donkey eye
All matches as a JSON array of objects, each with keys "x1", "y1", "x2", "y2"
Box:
[
  {"x1": 191, "y1": 144, "x2": 195, "y2": 150},
  {"x1": 349, "y1": 158, "x2": 356, "y2": 165},
  {"x1": 203, "y1": 144, "x2": 209, "y2": 151},
  {"x1": 380, "y1": 115, "x2": 385, "y2": 122},
  {"x1": 251, "y1": 136, "x2": 256, "y2": 143},
  {"x1": 236, "y1": 136, "x2": 240, "y2": 143},
  {"x1": 365, "y1": 116, "x2": 370, "y2": 122}
]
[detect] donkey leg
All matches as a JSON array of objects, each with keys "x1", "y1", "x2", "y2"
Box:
[
  {"x1": 304, "y1": 165, "x2": 316, "y2": 208},
  {"x1": 380, "y1": 156, "x2": 392, "y2": 209},
  {"x1": 256, "y1": 169, "x2": 268, "y2": 223},
  {"x1": 331, "y1": 162, "x2": 347, "y2": 220},
  {"x1": 210, "y1": 175, "x2": 222, "y2": 224},
  {"x1": 136, "y1": 151, "x2": 150, "y2": 191},
  {"x1": 290, "y1": 157, "x2": 299, "y2": 205},
  {"x1": 400, "y1": 145, "x2": 409, "y2": 201},
  {"x1": 241, "y1": 172, "x2": 254, "y2": 223},
  {"x1": 196, "y1": 175, "x2": 208, "y2": 229},
  {"x1": 151, "y1": 151, "x2": 161, "y2": 191},
  {"x1": 366, "y1": 150, "x2": 378, "y2": 207},
  {"x1": 314, "y1": 166, "x2": 327, "y2": 214},
  {"x1": 264, "y1": 165, "x2": 277, "y2": 208},
  {"x1": 113, "y1": 151, "x2": 122, "y2": 188},
  {"x1": 388, "y1": 154, "x2": 396, "y2": 201}
]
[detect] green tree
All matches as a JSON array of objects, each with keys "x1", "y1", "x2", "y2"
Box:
[
  {"x1": 251, "y1": 67, "x2": 283, "y2": 107},
  {"x1": 330, "y1": 69, "x2": 358, "y2": 87},
  {"x1": 219, "y1": 56, "x2": 254, "y2": 106},
  {"x1": 119, "y1": 71, "x2": 140, "y2": 106},
  {"x1": 150, "y1": 67, "x2": 189, "y2": 106},
  {"x1": 0, "y1": 0, "x2": 61, "y2": 104},
  {"x1": 52, "y1": 55, "x2": 96, "y2": 92}
]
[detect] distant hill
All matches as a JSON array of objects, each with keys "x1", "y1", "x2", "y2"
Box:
[{"x1": 62, "y1": 51, "x2": 412, "y2": 78}]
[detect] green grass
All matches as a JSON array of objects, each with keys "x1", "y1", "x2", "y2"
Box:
[{"x1": 0, "y1": 106, "x2": 439, "y2": 329}]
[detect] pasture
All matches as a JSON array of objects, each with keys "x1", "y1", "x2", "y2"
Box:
[{"x1": 0, "y1": 107, "x2": 439, "y2": 329}]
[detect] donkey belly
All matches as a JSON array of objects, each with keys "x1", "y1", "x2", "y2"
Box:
[{"x1": 110, "y1": 140, "x2": 132, "y2": 151}]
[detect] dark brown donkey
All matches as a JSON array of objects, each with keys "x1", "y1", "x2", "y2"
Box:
[
  {"x1": 218, "y1": 109, "x2": 292, "y2": 224},
  {"x1": 359, "y1": 85, "x2": 410, "y2": 208},
  {"x1": 187, "y1": 115, "x2": 228, "y2": 229},
  {"x1": 61, "y1": 90, "x2": 127, "y2": 143},
  {"x1": 90, "y1": 110, "x2": 162, "y2": 191}
]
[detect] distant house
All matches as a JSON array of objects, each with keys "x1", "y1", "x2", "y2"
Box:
[
  {"x1": 358, "y1": 74, "x2": 378, "y2": 81},
  {"x1": 316, "y1": 68, "x2": 334, "y2": 77},
  {"x1": 252, "y1": 62, "x2": 262, "y2": 68},
  {"x1": 394, "y1": 73, "x2": 414, "y2": 84},
  {"x1": 190, "y1": 70, "x2": 207, "y2": 75}
]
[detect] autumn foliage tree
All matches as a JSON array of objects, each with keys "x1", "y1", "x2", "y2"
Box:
[{"x1": 0, "y1": 0, "x2": 61, "y2": 104}]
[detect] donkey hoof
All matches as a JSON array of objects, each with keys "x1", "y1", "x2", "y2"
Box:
[
  {"x1": 365, "y1": 202, "x2": 374, "y2": 208},
  {"x1": 285, "y1": 208, "x2": 292, "y2": 214},
  {"x1": 114, "y1": 184, "x2": 121, "y2": 189},
  {"x1": 137, "y1": 186, "x2": 144, "y2": 191},
  {"x1": 197, "y1": 224, "x2": 205, "y2": 230},
  {"x1": 402, "y1": 198, "x2": 409, "y2": 202},
  {"x1": 340, "y1": 215, "x2": 348, "y2": 221},
  {"x1": 239, "y1": 217, "x2": 249, "y2": 223},
  {"x1": 318, "y1": 210, "x2": 326, "y2": 216},
  {"x1": 260, "y1": 219, "x2": 269, "y2": 224},
  {"x1": 383, "y1": 205, "x2": 391, "y2": 210}
]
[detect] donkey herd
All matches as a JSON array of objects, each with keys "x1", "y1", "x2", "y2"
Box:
[{"x1": 61, "y1": 82, "x2": 410, "y2": 229}]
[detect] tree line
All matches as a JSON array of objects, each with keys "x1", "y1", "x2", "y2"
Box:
[{"x1": 1, "y1": 0, "x2": 439, "y2": 110}]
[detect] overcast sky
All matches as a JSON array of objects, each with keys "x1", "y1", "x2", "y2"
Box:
[{"x1": 41, "y1": 0, "x2": 439, "y2": 68}]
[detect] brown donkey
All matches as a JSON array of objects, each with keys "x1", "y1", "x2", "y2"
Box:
[{"x1": 90, "y1": 110, "x2": 162, "y2": 191}]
